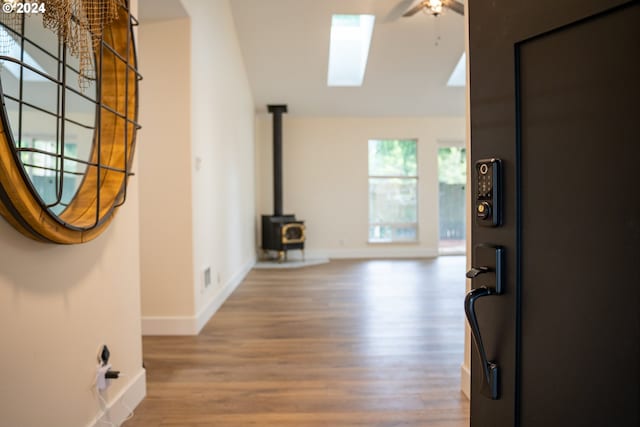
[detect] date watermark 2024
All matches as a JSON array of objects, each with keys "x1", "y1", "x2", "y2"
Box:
[{"x1": 2, "y1": 1, "x2": 46, "y2": 14}]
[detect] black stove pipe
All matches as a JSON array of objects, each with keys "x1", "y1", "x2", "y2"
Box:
[{"x1": 267, "y1": 104, "x2": 287, "y2": 217}]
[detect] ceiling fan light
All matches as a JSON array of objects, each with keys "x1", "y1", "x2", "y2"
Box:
[{"x1": 427, "y1": 0, "x2": 444, "y2": 15}]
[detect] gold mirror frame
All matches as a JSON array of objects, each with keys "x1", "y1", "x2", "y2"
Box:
[{"x1": 0, "y1": 7, "x2": 139, "y2": 244}]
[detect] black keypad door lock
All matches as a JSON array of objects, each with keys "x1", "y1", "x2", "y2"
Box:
[{"x1": 475, "y1": 158, "x2": 502, "y2": 227}]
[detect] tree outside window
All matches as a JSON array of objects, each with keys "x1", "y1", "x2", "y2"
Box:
[{"x1": 368, "y1": 139, "x2": 418, "y2": 242}]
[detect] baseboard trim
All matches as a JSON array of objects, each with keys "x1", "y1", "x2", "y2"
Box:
[
  {"x1": 89, "y1": 368, "x2": 146, "y2": 427},
  {"x1": 141, "y1": 257, "x2": 255, "y2": 336},
  {"x1": 292, "y1": 248, "x2": 439, "y2": 259},
  {"x1": 461, "y1": 363, "x2": 471, "y2": 400},
  {"x1": 194, "y1": 256, "x2": 255, "y2": 334}
]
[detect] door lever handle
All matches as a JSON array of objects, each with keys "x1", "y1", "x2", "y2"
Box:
[
  {"x1": 465, "y1": 287, "x2": 500, "y2": 400},
  {"x1": 466, "y1": 266, "x2": 490, "y2": 278}
]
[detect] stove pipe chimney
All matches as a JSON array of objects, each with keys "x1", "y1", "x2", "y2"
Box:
[{"x1": 267, "y1": 104, "x2": 287, "y2": 217}]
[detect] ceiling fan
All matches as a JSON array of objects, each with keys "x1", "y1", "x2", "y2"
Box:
[{"x1": 403, "y1": 0, "x2": 464, "y2": 17}]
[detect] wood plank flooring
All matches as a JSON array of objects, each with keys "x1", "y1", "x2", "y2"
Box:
[{"x1": 127, "y1": 257, "x2": 470, "y2": 427}]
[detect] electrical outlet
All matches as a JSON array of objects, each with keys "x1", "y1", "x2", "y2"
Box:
[
  {"x1": 98, "y1": 345, "x2": 110, "y2": 366},
  {"x1": 96, "y1": 363, "x2": 112, "y2": 391},
  {"x1": 216, "y1": 272, "x2": 221, "y2": 285},
  {"x1": 96, "y1": 345, "x2": 113, "y2": 391}
]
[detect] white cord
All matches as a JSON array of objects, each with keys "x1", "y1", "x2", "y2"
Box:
[
  {"x1": 118, "y1": 397, "x2": 135, "y2": 426},
  {"x1": 95, "y1": 385, "x2": 136, "y2": 427},
  {"x1": 96, "y1": 392, "x2": 116, "y2": 427}
]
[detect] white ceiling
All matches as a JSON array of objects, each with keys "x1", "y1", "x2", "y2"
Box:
[{"x1": 140, "y1": 0, "x2": 466, "y2": 117}]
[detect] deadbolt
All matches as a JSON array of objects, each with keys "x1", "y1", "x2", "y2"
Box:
[{"x1": 477, "y1": 202, "x2": 491, "y2": 219}]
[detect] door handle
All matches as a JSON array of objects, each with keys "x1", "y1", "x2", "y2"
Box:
[
  {"x1": 465, "y1": 286, "x2": 499, "y2": 400},
  {"x1": 466, "y1": 266, "x2": 490, "y2": 278}
]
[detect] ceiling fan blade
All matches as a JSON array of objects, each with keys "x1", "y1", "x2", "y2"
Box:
[
  {"x1": 385, "y1": 0, "x2": 417, "y2": 22},
  {"x1": 444, "y1": 0, "x2": 465, "y2": 15},
  {"x1": 403, "y1": 1, "x2": 426, "y2": 17}
]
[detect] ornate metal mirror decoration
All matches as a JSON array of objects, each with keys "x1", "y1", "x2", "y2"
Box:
[{"x1": 0, "y1": 0, "x2": 140, "y2": 243}]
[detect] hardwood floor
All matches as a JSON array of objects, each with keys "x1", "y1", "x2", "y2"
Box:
[{"x1": 127, "y1": 257, "x2": 470, "y2": 427}]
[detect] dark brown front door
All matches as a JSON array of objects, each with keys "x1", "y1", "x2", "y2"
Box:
[{"x1": 468, "y1": 1, "x2": 639, "y2": 426}]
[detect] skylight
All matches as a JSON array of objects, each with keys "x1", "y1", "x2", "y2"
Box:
[
  {"x1": 447, "y1": 52, "x2": 466, "y2": 87},
  {"x1": 327, "y1": 14, "x2": 375, "y2": 87},
  {"x1": 0, "y1": 26, "x2": 48, "y2": 82}
]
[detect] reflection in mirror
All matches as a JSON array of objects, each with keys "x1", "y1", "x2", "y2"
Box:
[{"x1": 0, "y1": 12, "x2": 97, "y2": 216}]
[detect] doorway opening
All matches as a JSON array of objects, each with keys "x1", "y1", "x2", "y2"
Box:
[{"x1": 438, "y1": 143, "x2": 467, "y2": 255}]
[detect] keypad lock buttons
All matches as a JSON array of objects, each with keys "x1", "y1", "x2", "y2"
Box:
[{"x1": 475, "y1": 159, "x2": 502, "y2": 227}]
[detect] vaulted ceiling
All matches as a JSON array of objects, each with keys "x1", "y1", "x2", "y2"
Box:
[{"x1": 140, "y1": 0, "x2": 466, "y2": 117}]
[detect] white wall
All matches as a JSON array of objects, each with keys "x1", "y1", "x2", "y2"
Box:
[
  {"x1": 138, "y1": 0, "x2": 256, "y2": 335},
  {"x1": 138, "y1": 18, "x2": 195, "y2": 321},
  {"x1": 182, "y1": 0, "x2": 256, "y2": 318},
  {"x1": 0, "y1": 210, "x2": 145, "y2": 427},
  {"x1": 255, "y1": 115, "x2": 465, "y2": 258}
]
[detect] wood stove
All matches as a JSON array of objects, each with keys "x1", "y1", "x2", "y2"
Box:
[
  {"x1": 261, "y1": 215, "x2": 305, "y2": 258},
  {"x1": 261, "y1": 105, "x2": 305, "y2": 261}
]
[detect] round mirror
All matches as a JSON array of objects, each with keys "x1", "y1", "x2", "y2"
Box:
[
  {"x1": 0, "y1": 5, "x2": 139, "y2": 244},
  {"x1": 1, "y1": 12, "x2": 97, "y2": 216}
]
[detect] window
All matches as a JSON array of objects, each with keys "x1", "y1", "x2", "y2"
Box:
[
  {"x1": 19, "y1": 139, "x2": 80, "y2": 214},
  {"x1": 327, "y1": 14, "x2": 375, "y2": 87},
  {"x1": 438, "y1": 145, "x2": 467, "y2": 254},
  {"x1": 368, "y1": 139, "x2": 418, "y2": 242},
  {"x1": 447, "y1": 52, "x2": 466, "y2": 87}
]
